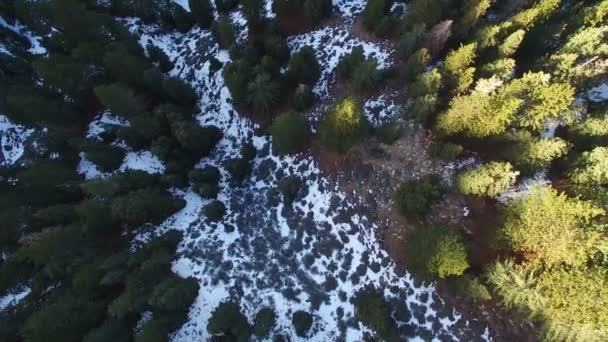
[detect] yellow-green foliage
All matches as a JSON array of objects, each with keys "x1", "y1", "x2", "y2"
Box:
[
  {"x1": 488, "y1": 260, "x2": 608, "y2": 341},
  {"x1": 501, "y1": 72, "x2": 575, "y2": 130},
  {"x1": 498, "y1": 29, "x2": 525, "y2": 57},
  {"x1": 444, "y1": 43, "x2": 477, "y2": 76},
  {"x1": 436, "y1": 92, "x2": 521, "y2": 137},
  {"x1": 502, "y1": 187, "x2": 606, "y2": 267},
  {"x1": 457, "y1": 161, "x2": 518, "y2": 197},
  {"x1": 319, "y1": 97, "x2": 367, "y2": 153},
  {"x1": 512, "y1": 135, "x2": 570, "y2": 170},
  {"x1": 427, "y1": 232, "x2": 470, "y2": 278},
  {"x1": 570, "y1": 146, "x2": 608, "y2": 185}
]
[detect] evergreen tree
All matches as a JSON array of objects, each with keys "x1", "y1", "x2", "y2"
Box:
[
  {"x1": 498, "y1": 29, "x2": 525, "y2": 57},
  {"x1": 395, "y1": 175, "x2": 442, "y2": 219},
  {"x1": 207, "y1": 302, "x2": 251, "y2": 341},
  {"x1": 570, "y1": 146, "x2": 608, "y2": 185},
  {"x1": 94, "y1": 84, "x2": 146, "y2": 117},
  {"x1": 319, "y1": 97, "x2": 368, "y2": 153},
  {"x1": 189, "y1": 0, "x2": 214, "y2": 28},
  {"x1": 292, "y1": 311, "x2": 313, "y2": 337},
  {"x1": 212, "y1": 15, "x2": 236, "y2": 49},
  {"x1": 502, "y1": 187, "x2": 606, "y2": 267},
  {"x1": 457, "y1": 162, "x2": 518, "y2": 197},
  {"x1": 354, "y1": 290, "x2": 400, "y2": 342},
  {"x1": 271, "y1": 112, "x2": 309, "y2": 153},
  {"x1": 351, "y1": 58, "x2": 382, "y2": 92},
  {"x1": 254, "y1": 308, "x2": 276, "y2": 338},
  {"x1": 246, "y1": 73, "x2": 280, "y2": 113},
  {"x1": 287, "y1": 46, "x2": 320, "y2": 85}
]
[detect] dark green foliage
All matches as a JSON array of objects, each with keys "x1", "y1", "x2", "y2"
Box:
[
  {"x1": 212, "y1": 15, "x2": 236, "y2": 49},
  {"x1": 292, "y1": 311, "x2": 313, "y2": 337},
  {"x1": 405, "y1": 225, "x2": 469, "y2": 278},
  {"x1": 83, "y1": 319, "x2": 130, "y2": 342},
  {"x1": 395, "y1": 175, "x2": 442, "y2": 220},
  {"x1": 271, "y1": 112, "x2": 309, "y2": 153},
  {"x1": 279, "y1": 175, "x2": 302, "y2": 205},
  {"x1": 403, "y1": 48, "x2": 431, "y2": 81},
  {"x1": 225, "y1": 143, "x2": 256, "y2": 182},
  {"x1": 207, "y1": 302, "x2": 251, "y2": 341},
  {"x1": 215, "y1": 0, "x2": 239, "y2": 12},
  {"x1": 354, "y1": 290, "x2": 400, "y2": 342},
  {"x1": 377, "y1": 122, "x2": 402, "y2": 145},
  {"x1": 147, "y1": 44, "x2": 174, "y2": 73},
  {"x1": 287, "y1": 46, "x2": 320, "y2": 85},
  {"x1": 204, "y1": 200, "x2": 226, "y2": 221},
  {"x1": 246, "y1": 72, "x2": 280, "y2": 113},
  {"x1": 189, "y1": 0, "x2": 214, "y2": 28},
  {"x1": 293, "y1": 84, "x2": 315, "y2": 111},
  {"x1": 103, "y1": 48, "x2": 147, "y2": 87},
  {"x1": 148, "y1": 276, "x2": 199, "y2": 312},
  {"x1": 33, "y1": 204, "x2": 77, "y2": 227},
  {"x1": 273, "y1": 0, "x2": 332, "y2": 27},
  {"x1": 22, "y1": 295, "x2": 104, "y2": 342},
  {"x1": 430, "y1": 142, "x2": 463, "y2": 161},
  {"x1": 95, "y1": 83, "x2": 145, "y2": 117},
  {"x1": 111, "y1": 188, "x2": 186, "y2": 226},
  {"x1": 254, "y1": 308, "x2": 276, "y2": 338},
  {"x1": 172, "y1": 5, "x2": 195, "y2": 33},
  {"x1": 446, "y1": 275, "x2": 492, "y2": 303},
  {"x1": 162, "y1": 76, "x2": 197, "y2": 107},
  {"x1": 362, "y1": 0, "x2": 391, "y2": 34},
  {"x1": 171, "y1": 121, "x2": 222, "y2": 157},
  {"x1": 118, "y1": 113, "x2": 168, "y2": 149},
  {"x1": 351, "y1": 58, "x2": 382, "y2": 92},
  {"x1": 82, "y1": 140, "x2": 125, "y2": 172},
  {"x1": 396, "y1": 23, "x2": 426, "y2": 60},
  {"x1": 134, "y1": 319, "x2": 170, "y2": 342},
  {"x1": 337, "y1": 46, "x2": 365, "y2": 80},
  {"x1": 190, "y1": 167, "x2": 221, "y2": 198}
]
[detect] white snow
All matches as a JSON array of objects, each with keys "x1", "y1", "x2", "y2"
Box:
[
  {"x1": 333, "y1": 0, "x2": 367, "y2": 18},
  {"x1": 121, "y1": 9, "x2": 488, "y2": 341},
  {"x1": 0, "y1": 286, "x2": 31, "y2": 311},
  {"x1": 120, "y1": 151, "x2": 165, "y2": 174},
  {"x1": 172, "y1": 0, "x2": 190, "y2": 11},
  {"x1": 0, "y1": 114, "x2": 35, "y2": 166},
  {"x1": 0, "y1": 16, "x2": 47, "y2": 55},
  {"x1": 587, "y1": 82, "x2": 608, "y2": 102},
  {"x1": 287, "y1": 25, "x2": 394, "y2": 99},
  {"x1": 86, "y1": 112, "x2": 129, "y2": 140},
  {"x1": 363, "y1": 92, "x2": 402, "y2": 127},
  {"x1": 497, "y1": 171, "x2": 551, "y2": 204}
]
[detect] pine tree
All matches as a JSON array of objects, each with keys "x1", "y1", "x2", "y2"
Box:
[
  {"x1": 246, "y1": 73, "x2": 280, "y2": 113},
  {"x1": 498, "y1": 29, "x2": 525, "y2": 57},
  {"x1": 457, "y1": 161, "x2": 518, "y2": 197},
  {"x1": 570, "y1": 147, "x2": 608, "y2": 185},
  {"x1": 502, "y1": 187, "x2": 606, "y2": 267},
  {"x1": 94, "y1": 83, "x2": 146, "y2": 117},
  {"x1": 271, "y1": 112, "x2": 309, "y2": 153},
  {"x1": 189, "y1": 0, "x2": 214, "y2": 28},
  {"x1": 212, "y1": 15, "x2": 235, "y2": 48},
  {"x1": 319, "y1": 97, "x2": 368, "y2": 153},
  {"x1": 287, "y1": 46, "x2": 320, "y2": 85}
]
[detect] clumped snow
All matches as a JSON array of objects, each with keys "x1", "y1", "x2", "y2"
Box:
[
  {"x1": 288, "y1": 25, "x2": 394, "y2": 99},
  {"x1": 124, "y1": 16, "x2": 489, "y2": 341},
  {"x1": 0, "y1": 16, "x2": 47, "y2": 55},
  {"x1": 333, "y1": 0, "x2": 367, "y2": 18},
  {"x1": 172, "y1": 0, "x2": 190, "y2": 11},
  {"x1": 497, "y1": 171, "x2": 551, "y2": 204},
  {"x1": 0, "y1": 286, "x2": 31, "y2": 311},
  {"x1": 587, "y1": 82, "x2": 608, "y2": 102},
  {"x1": 0, "y1": 114, "x2": 35, "y2": 166},
  {"x1": 363, "y1": 92, "x2": 403, "y2": 127},
  {"x1": 79, "y1": 111, "x2": 165, "y2": 179}
]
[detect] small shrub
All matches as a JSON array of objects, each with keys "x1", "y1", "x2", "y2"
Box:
[
  {"x1": 405, "y1": 225, "x2": 469, "y2": 279},
  {"x1": 395, "y1": 175, "x2": 443, "y2": 220},
  {"x1": 207, "y1": 302, "x2": 251, "y2": 341},
  {"x1": 430, "y1": 142, "x2": 463, "y2": 161},
  {"x1": 254, "y1": 308, "x2": 275, "y2": 338},
  {"x1": 271, "y1": 112, "x2": 308, "y2": 154},
  {"x1": 446, "y1": 275, "x2": 492, "y2": 303},
  {"x1": 292, "y1": 311, "x2": 313, "y2": 337},
  {"x1": 377, "y1": 122, "x2": 401, "y2": 145},
  {"x1": 319, "y1": 97, "x2": 368, "y2": 153},
  {"x1": 354, "y1": 290, "x2": 400, "y2": 342},
  {"x1": 204, "y1": 200, "x2": 226, "y2": 221},
  {"x1": 293, "y1": 84, "x2": 314, "y2": 111},
  {"x1": 279, "y1": 175, "x2": 301, "y2": 205}
]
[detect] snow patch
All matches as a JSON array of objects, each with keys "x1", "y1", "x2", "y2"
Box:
[
  {"x1": 0, "y1": 114, "x2": 35, "y2": 166},
  {"x1": 0, "y1": 286, "x2": 31, "y2": 311},
  {"x1": 0, "y1": 16, "x2": 47, "y2": 55},
  {"x1": 587, "y1": 82, "x2": 608, "y2": 102}
]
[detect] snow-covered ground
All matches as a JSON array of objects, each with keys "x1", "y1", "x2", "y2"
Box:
[
  {"x1": 587, "y1": 82, "x2": 608, "y2": 102},
  {"x1": 0, "y1": 286, "x2": 30, "y2": 311},
  {"x1": 287, "y1": 25, "x2": 393, "y2": 99},
  {"x1": 0, "y1": 114, "x2": 35, "y2": 167},
  {"x1": 122, "y1": 7, "x2": 489, "y2": 340},
  {"x1": 0, "y1": 16, "x2": 47, "y2": 55}
]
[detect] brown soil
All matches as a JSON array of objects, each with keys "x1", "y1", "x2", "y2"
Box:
[{"x1": 311, "y1": 121, "x2": 540, "y2": 341}]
